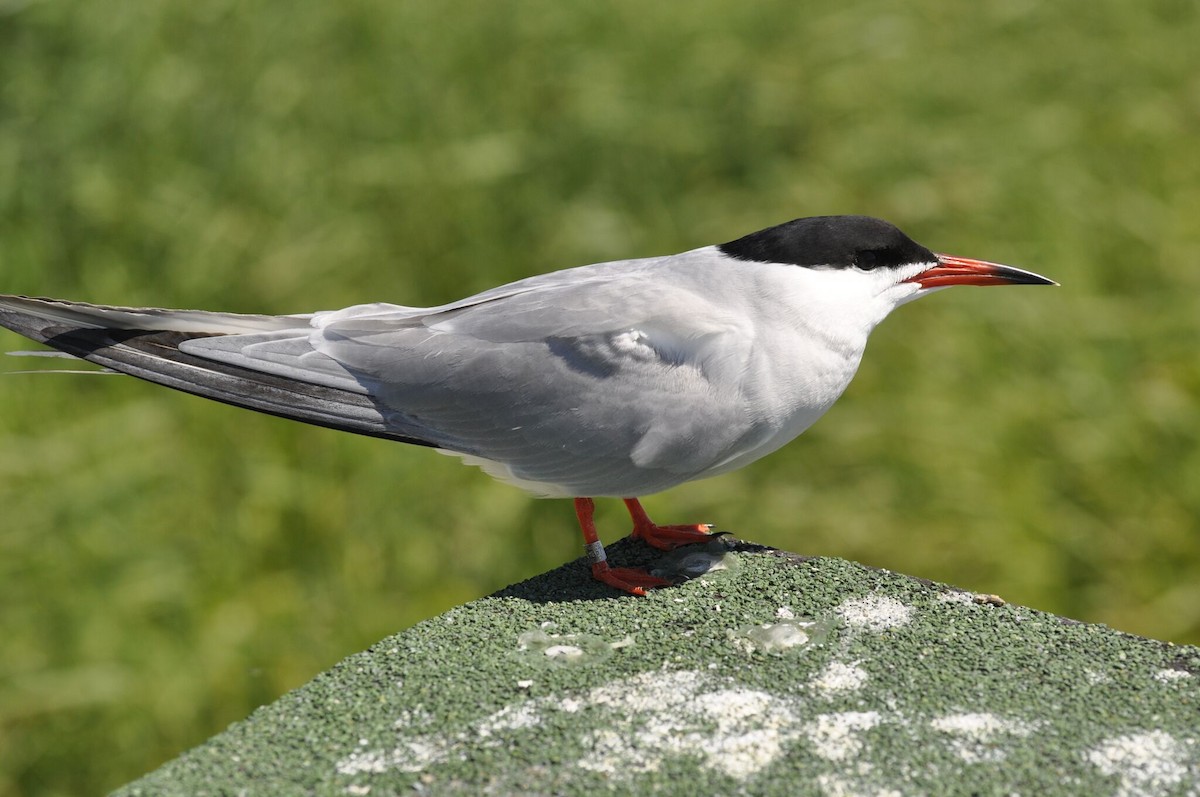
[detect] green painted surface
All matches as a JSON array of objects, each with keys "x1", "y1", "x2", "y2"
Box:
[{"x1": 116, "y1": 541, "x2": 1200, "y2": 796}]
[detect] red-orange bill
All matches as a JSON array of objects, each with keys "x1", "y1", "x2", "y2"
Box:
[{"x1": 905, "y1": 254, "x2": 1058, "y2": 289}]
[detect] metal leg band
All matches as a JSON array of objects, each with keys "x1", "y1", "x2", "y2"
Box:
[{"x1": 585, "y1": 540, "x2": 607, "y2": 566}]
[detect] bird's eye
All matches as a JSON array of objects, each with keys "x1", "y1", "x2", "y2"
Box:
[{"x1": 854, "y1": 250, "x2": 880, "y2": 271}]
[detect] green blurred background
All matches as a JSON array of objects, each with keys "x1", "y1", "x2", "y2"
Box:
[{"x1": 1, "y1": 0, "x2": 1197, "y2": 793}]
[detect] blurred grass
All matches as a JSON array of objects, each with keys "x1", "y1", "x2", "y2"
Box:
[{"x1": 0, "y1": 0, "x2": 1197, "y2": 794}]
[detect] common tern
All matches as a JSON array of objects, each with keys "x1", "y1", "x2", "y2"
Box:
[{"x1": 0, "y1": 215, "x2": 1055, "y2": 594}]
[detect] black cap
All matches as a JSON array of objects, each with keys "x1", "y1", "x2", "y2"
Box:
[{"x1": 718, "y1": 215, "x2": 937, "y2": 271}]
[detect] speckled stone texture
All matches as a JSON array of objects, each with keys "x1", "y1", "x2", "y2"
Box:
[{"x1": 115, "y1": 539, "x2": 1200, "y2": 797}]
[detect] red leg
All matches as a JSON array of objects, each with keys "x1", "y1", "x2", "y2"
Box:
[
  {"x1": 574, "y1": 498, "x2": 672, "y2": 595},
  {"x1": 623, "y1": 498, "x2": 715, "y2": 550}
]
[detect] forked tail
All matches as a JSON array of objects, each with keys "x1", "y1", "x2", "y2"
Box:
[{"x1": 0, "y1": 295, "x2": 435, "y2": 447}]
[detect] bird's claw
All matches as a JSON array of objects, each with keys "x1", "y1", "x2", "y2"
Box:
[
  {"x1": 592, "y1": 563, "x2": 673, "y2": 595},
  {"x1": 631, "y1": 521, "x2": 720, "y2": 551}
]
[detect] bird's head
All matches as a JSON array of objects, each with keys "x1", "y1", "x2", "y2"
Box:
[{"x1": 719, "y1": 215, "x2": 1056, "y2": 318}]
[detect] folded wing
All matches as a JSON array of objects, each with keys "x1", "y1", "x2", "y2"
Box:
[{"x1": 2, "y1": 256, "x2": 761, "y2": 497}]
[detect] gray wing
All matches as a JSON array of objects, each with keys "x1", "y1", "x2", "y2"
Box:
[
  {"x1": 302, "y1": 257, "x2": 764, "y2": 497},
  {"x1": 2, "y1": 252, "x2": 767, "y2": 498},
  {"x1": 181, "y1": 254, "x2": 764, "y2": 496}
]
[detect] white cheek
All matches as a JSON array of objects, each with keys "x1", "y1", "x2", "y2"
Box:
[
  {"x1": 776, "y1": 266, "x2": 904, "y2": 330},
  {"x1": 893, "y1": 282, "x2": 933, "y2": 306},
  {"x1": 890, "y1": 261, "x2": 940, "y2": 306}
]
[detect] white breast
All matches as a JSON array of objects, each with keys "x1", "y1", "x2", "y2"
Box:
[{"x1": 684, "y1": 259, "x2": 897, "y2": 480}]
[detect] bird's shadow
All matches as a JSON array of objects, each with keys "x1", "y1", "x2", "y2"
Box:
[{"x1": 490, "y1": 535, "x2": 782, "y2": 604}]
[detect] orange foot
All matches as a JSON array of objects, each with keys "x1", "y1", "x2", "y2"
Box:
[
  {"x1": 573, "y1": 497, "x2": 718, "y2": 596},
  {"x1": 591, "y1": 562, "x2": 673, "y2": 596},
  {"x1": 623, "y1": 498, "x2": 716, "y2": 550},
  {"x1": 575, "y1": 497, "x2": 682, "y2": 596}
]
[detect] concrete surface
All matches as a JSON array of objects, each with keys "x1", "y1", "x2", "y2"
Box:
[{"x1": 114, "y1": 538, "x2": 1200, "y2": 796}]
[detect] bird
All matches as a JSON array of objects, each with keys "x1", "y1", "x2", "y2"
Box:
[{"x1": 0, "y1": 215, "x2": 1055, "y2": 595}]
